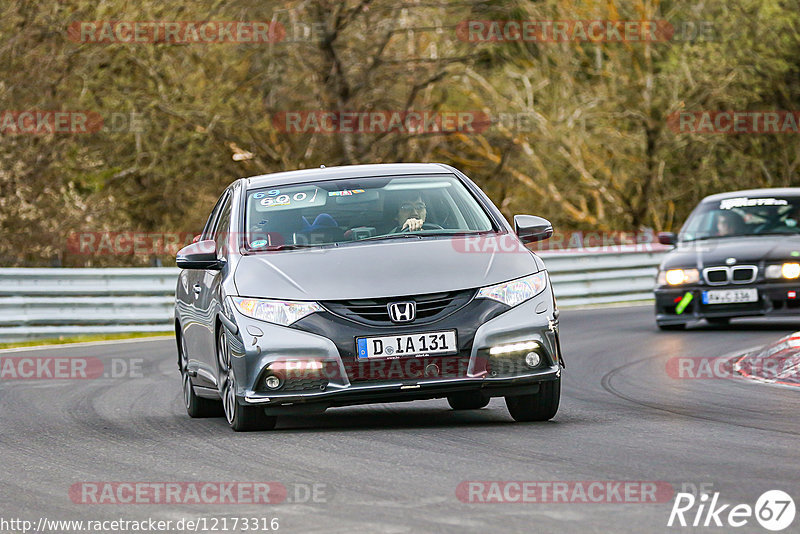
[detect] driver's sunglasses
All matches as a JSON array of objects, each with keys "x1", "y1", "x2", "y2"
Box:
[{"x1": 400, "y1": 202, "x2": 426, "y2": 211}]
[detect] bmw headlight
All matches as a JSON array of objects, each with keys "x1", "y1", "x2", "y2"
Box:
[
  {"x1": 476, "y1": 272, "x2": 548, "y2": 307},
  {"x1": 766, "y1": 263, "x2": 800, "y2": 280},
  {"x1": 231, "y1": 297, "x2": 323, "y2": 326},
  {"x1": 658, "y1": 268, "x2": 700, "y2": 286}
]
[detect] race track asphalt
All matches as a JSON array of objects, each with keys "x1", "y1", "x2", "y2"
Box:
[{"x1": 1, "y1": 305, "x2": 798, "y2": 533}]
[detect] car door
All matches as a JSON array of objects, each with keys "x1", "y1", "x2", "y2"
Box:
[
  {"x1": 182, "y1": 192, "x2": 228, "y2": 384},
  {"x1": 194, "y1": 191, "x2": 233, "y2": 382}
]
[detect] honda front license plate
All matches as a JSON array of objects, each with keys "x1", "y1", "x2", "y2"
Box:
[
  {"x1": 356, "y1": 331, "x2": 458, "y2": 359},
  {"x1": 702, "y1": 288, "x2": 758, "y2": 304}
]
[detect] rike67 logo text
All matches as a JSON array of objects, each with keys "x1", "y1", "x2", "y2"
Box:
[{"x1": 668, "y1": 490, "x2": 795, "y2": 531}]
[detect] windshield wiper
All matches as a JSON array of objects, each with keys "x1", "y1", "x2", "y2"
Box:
[
  {"x1": 355, "y1": 233, "x2": 424, "y2": 243},
  {"x1": 259, "y1": 243, "x2": 316, "y2": 251},
  {"x1": 685, "y1": 234, "x2": 754, "y2": 242},
  {"x1": 687, "y1": 231, "x2": 800, "y2": 242},
  {"x1": 355, "y1": 230, "x2": 488, "y2": 243},
  {"x1": 754, "y1": 231, "x2": 800, "y2": 236}
]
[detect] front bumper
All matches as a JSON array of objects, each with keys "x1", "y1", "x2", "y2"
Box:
[
  {"x1": 224, "y1": 287, "x2": 562, "y2": 412},
  {"x1": 244, "y1": 367, "x2": 561, "y2": 413},
  {"x1": 655, "y1": 281, "x2": 800, "y2": 323}
]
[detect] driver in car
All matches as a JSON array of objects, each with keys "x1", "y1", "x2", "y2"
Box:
[
  {"x1": 715, "y1": 210, "x2": 745, "y2": 237},
  {"x1": 393, "y1": 193, "x2": 427, "y2": 232}
]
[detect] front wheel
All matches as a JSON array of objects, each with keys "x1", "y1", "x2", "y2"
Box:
[
  {"x1": 180, "y1": 334, "x2": 223, "y2": 418},
  {"x1": 505, "y1": 378, "x2": 560, "y2": 422},
  {"x1": 218, "y1": 329, "x2": 277, "y2": 432},
  {"x1": 447, "y1": 392, "x2": 490, "y2": 410}
]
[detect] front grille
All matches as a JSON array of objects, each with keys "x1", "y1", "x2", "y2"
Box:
[
  {"x1": 281, "y1": 377, "x2": 328, "y2": 392},
  {"x1": 322, "y1": 289, "x2": 475, "y2": 326},
  {"x1": 731, "y1": 266, "x2": 757, "y2": 283},
  {"x1": 705, "y1": 268, "x2": 728, "y2": 284},
  {"x1": 703, "y1": 265, "x2": 758, "y2": 285}
]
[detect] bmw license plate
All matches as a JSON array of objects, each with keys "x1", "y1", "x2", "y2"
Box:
[
  {"x1": 356, "y1": 331, "x2": 458, "y2": 359},
  {"x1": 702, "y1": 288, "x2": 758, "y2": 304}
]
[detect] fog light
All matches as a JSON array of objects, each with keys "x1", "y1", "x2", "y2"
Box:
[
  {"x1": 524, "y1": 351, "x2": 541, "y2": 368},
  {"x1": 265, "y1": 375, "x2": 282, "y2": 390}
]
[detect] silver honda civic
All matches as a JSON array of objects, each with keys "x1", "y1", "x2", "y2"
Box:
[{"x1": 175, "y1": 163, "x2": 564, "y2": 431}]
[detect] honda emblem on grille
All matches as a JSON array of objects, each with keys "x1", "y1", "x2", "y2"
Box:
[{"x1": 388, "y1": 301, "x2": 416, "y2": 323}]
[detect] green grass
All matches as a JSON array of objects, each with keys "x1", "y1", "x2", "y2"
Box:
[{"x1": 0, "y1": 331, "x2": 173, "y2": 350}]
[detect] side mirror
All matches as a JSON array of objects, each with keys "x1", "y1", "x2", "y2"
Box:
[
  {"x1": 657, "y1": 232, "x2": 677, "y2": 246},
  {"x1": 192, "y1": 234, "x2": 201, "y2": 244},
  {"x1": 514, "y1": 215, "x2": 553, "y2": 244},
  {"x1": 176, "y1": 240, "x2": 223, "y2": 270}
]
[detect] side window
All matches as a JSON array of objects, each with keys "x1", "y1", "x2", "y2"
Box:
[
  {"x1": 213, "y1": 195, "x2": 233, "y2": 258},
  {"x1": 201, "y1": 193, "x2": 228, "y2": 241}
]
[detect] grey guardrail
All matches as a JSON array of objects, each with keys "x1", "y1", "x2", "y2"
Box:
[
  {"x1": 540, "y1": 248, "x2": 667, "y2": 307},
  {"x1": 0, "y1": 268, "x2": 180, "y2": 342},
  {"x1": 0, "y1": 249, "x2": 667, "y2": 342}
]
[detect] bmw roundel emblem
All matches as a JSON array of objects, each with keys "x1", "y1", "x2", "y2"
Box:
[{"x1": 725, "y1": 257, "x2": 737, "y2": 265}]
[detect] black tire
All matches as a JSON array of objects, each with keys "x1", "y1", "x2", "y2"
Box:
[
  {"x1": 218, "y1": 328, "x2": 277, "y2": 432},
  {"x1": 447, "y1": 392, "x2": 490, "y2": 410},
  {"x1": 505, "y1": 378, "x2": 560, "y2": 422},
  {"x1": 707, "y1": 317, "x2": 730, "y2": 326},
  {"x1": 657, "y1": 322, "x2": 686, "y2": 331},
  {"x1": 179, "y1": 334, "x2": 223, "y2": 418},
  {"x1": 228, "y1": 398, "x2": 277, "y2": 432}
]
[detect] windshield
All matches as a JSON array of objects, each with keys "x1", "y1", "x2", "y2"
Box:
[
  {"x1": 679, "y1": 195, "x2": 800, "y2": 241},
  {"x1": 244, "y1": 174, "x2": 494, "y2": 249}
]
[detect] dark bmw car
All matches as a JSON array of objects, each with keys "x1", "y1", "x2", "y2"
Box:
[
  {"x1": 174, "y1": 163, "x2": 564, "y2": 430},
  {"x1": 655, "y1": 188, "x2": 800, "y2": 329}
]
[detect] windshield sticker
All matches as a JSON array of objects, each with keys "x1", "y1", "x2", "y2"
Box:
[
  {"x1": 254, "y1": 187, "x2": 326, "y2": 211},
  {"x1": 329, "y1": 189, "x2": 365, "y2": 196},
  {"x1": 253, "y1": 192, "x2": 266, "y2": 199},
  {"x1": 719, "y1": 197, "x2": 789, "y2": 210},
  {"x1": 250, "y1": 239, "x2": 268, "y2": 248},
  {"x1": 260, "y1": 196, "x2": 292, "y2": 207}
]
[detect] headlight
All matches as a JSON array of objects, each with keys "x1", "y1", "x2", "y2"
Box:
[
  {"x1": 231, "y1": 297, "x2": 323, "y2": 326},
  {"x1": 658, "y1": 268, "x2": 700, "y2": 286},
  {"x1": 766, "y1": 263, "x2": 800, "y2": 279},
  {"x1": 476, "y1": 272, "x2": 547, "y2": 307}
]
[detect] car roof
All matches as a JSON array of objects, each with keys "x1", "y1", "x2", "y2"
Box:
[
  {"x1": 243, "y1": 163, "x2": 455, "y2": 189},
  {"x1": 702, "y1": 187, "x2": 800, "y2": 202}
]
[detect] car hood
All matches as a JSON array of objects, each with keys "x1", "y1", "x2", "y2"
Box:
[
  {"x1": 661, "y1": 234, "x2": 800, "y2": 269},
  {"x1": 234, "y1": 236, "x2": 542, "y2": 300}
]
